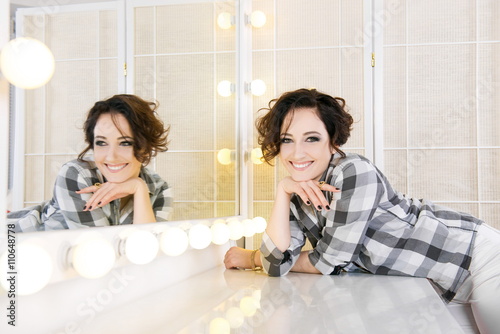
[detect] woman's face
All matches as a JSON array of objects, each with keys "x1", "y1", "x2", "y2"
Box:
[
  {"x1": 93, "y1": 113, "x2": 142, "y2": 183},
  {"x1": 279, "y1": 107, "x2": 334, "y2": 182}
]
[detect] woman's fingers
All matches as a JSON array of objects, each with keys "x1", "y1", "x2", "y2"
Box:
[{"x1": 286, "y1": 178, "x2": 340, "y2": 211}]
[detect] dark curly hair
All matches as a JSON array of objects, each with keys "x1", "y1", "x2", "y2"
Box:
[
  {"x1": 256, "y1": 88, "x2": 353, "y2": 164},
  {"x1": 78, "y1": 94, "x2": 170, "y2": 165}
]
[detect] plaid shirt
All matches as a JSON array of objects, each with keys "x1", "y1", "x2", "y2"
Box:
[
  {"x1": 8, "y1": 159, "x2": 173, "y2": 231},
  {"x1": 260, "y1": 153, "x2": 482, "y2": 302}
]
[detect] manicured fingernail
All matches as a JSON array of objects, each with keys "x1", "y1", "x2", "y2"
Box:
[
  {"x1": 335, "y1": 187, "x2": 340, "y2": 190},
  {"x1": 83, "y1": 206, "x2": 87, "y2": 210},
  {"x1": 317, "y1": 205, "x2": 322, "y2": 210},
  {"x1": 326, "y1": 205, "x2": 331, "y2": 210},
  {"x1": 88, "y1": 206, "x2": 92, "y2": 210},
  {"x1": 97, "y1": 201, "x2": 101, "y2": 206},
  {"x1": 306, "y1": 201, "x2": 311, "y2": 205}
]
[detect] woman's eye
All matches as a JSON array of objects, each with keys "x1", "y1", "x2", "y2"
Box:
[
  {"x1": 95, "y1": 140, "x2": 106, "y2": 146},
  {"x1": 306, "y1": 136, "x2": 320, "y2": 142},
  {"x1": 280, "y1": 137, "x2": 292, "y2": 144},
  {"x1": 121, "y1": 141, "x2": 134, "y2": 146}
]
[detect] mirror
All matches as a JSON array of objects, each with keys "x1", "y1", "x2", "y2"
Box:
[{"x1": 8, "y1": 0, "x2": 240, "y2": 227}]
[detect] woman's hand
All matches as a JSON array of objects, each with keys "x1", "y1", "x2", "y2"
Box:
[
  {"x1": 224, "y1": 246, "x2": 255, "y2": 269},
  {"x1": 77, "y1": 177, "x2": 146, "y2": 211},
  {"x1": 279, "y1": 176, "x2": 339, "y2": 211}
]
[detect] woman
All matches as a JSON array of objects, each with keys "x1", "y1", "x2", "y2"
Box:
[
  {"x1": 224, "y1": 88, "x2": 499, "y2": 333},
  {"x1": 9, "y1": 94, "x2": 173, "y2": 231}
]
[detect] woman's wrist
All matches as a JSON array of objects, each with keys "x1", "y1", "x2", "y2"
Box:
[{"x1": 250, "y1": 249, "x2": 262, "y2": 271}]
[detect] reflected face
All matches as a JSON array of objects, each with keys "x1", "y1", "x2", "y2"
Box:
[
  {"x1": 279, "y1": 108, "x2": 334, "y2": 182},
  {"x1": 93, "y1": 113, "x2": 142, "y2": 183}
]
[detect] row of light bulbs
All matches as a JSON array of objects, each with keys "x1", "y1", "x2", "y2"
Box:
[{"x1": 0, "y1": 217, "x2": 267, "y2": 296}]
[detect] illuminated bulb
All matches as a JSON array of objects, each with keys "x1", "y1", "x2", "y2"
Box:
[
  {"x1": 225, "y1": 307, "x2": 245, "y2": 328},
  {"x1": 250, "y1": 11, "x2": 267, "y2": 28},
  {"x1": 160, "y1": 227, "x2": 189, "y2": 256},
  {"x1": 250, "y1": 79, "x2": 266, "y2": 96},
  {"x1": 240, "y1": 296, "x2": 259, "y2": 317},
  {"x1": 209, "y1": 317, "x2": 231, "y2": 334},
  {"x1": 227, "y1": 219, "x2": 244, "y2": 240},
  {"x1": 124, "y1": 230, "x2": 159, "y2": 265},
  {"x1": 217, "y1": 148, "x2": 234, "y2": 165},
  {"x1": 189, "y1": 223, "x2": 212, "y2": 250},
  {"x1": 241, "y1": 219, "x2": 256, "y2": 237},
  {"x1": 250, "y1": 147, "x2": 264, "y2": 165},
  {"x1": 217, "y1": 80, "x2": 234, "y2": 97},
  {"x1": 252, "y1": 216, "x2": 267, "y2": 234},
  {"x1": 0, "y1": 243, "x2": 53, "y2": 295},
  {"x1": 0, "y1": 37, "x2": 55, "y2": 89},
  {"x1": 72, "y1": 238, "x2": 115, "y2": 279},
  {"x1": 217, "y1": 12, "x2": 234, "y2": 29},
  {"x1": 211, "y1": 221, "x2": 231, "y2": 245}
]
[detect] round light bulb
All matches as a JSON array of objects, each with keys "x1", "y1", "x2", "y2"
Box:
[
  {"x1": 189, "y1": 223, "x2": 212, "y2": 250},
  {"x1": 160, "y1": 227, "x2": 189, "y2": 256},
  {"x1": 211, "y1": 221, "x2": 230, "y2": 245},
  {"x1": 241, "y1": 219, "x2": 256, "y2": 237},
  {"x1": 217, "y1": 12, "x2": 234, "y2": 29},
  {"x1": 251, "y1": 147, "x2": 264, "y2": 165},
  {"x1": 0, "y1": 243, "x2": 53, "y2": 295},
  {"x1": 240, "y1": 296, "x2": 259, "y2": 317},
  {"x1": 217, "y1": 80, "x2": 234, "y2": 97},
  {"x1": 124, "y1": 230, "x2": 159, "y2": 265},
  {"x1": 72, "y1": 238, "x2": 115, "y2": 279},
  {"x1": 250, "y1": 79, "x2": 266, "y2": 96},
  {"x1": 209, "y1": 317, "x2": 231, "y2": 334},
  {"x1": 250, "y1": 11, "x2": 267, "y2": 28},
  {"x1": 0, "y1": 37, "x2": 55, "y2": 89},
  {"x1": 217, "y1": 148, "x2": 233, "y2": 165},
  {"x1": 227, "y1": 219, "x2": 244, "y2": 240},
  {"x1": 252, "y1": 216, "x2": 267, "y2": 234},
  {"x1": 225, "y1": 307, "x2": 245, "y2": 328}
]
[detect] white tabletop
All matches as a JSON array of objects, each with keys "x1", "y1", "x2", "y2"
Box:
[{"x1": 77, "y1": 265, "x2": 464, "y2": 334}]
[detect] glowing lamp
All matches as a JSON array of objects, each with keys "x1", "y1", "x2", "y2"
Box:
[
  {"x1": 227, "y1": 219, "x2": 244, "y2": 240},
  {"x1": 72, "y1": 238, "x2": 115, "y2": 279},
  {"x1": 217, "y1": 148, "x2": 234, "y2": 165},
  {"x1": 124, "y1": 230, "x2": 159, "y2": 265},
  {"x1": 0, "y1": 243, "x2": 53, "y2": 295},
  {"x1": 252, "y1": 216, "x2": 267, "y2": 233},
  {"x1": 211, "y1": 220, "x2": 231, "y2": 245},
  {"x1": 241, "y1": 219, "x2": 256, "y2": 237},
  {"x1": 160, "y1": 227, "x2": 189, "y2": 256},
  {"x1": 250, "y1": 11, "x2": 267, "y2": 28},
  {"x1": 217, "y1": 80, "x2": 234, "y2": 97},
  {"x1": 189, "y1": 223, "x2": 212, "y2": 250},
  {"x1": 217, "y1": 12, "x2": 234, "y2": 29},
  {"x1": 251, "y1": 147, "x2": 263, "y2": 165},
  {"x1": 209, "y1": 317, "x2": 231, "y2": 334},
  {"x1": 250, "y1": 79, "x2": 266, "y2": 96},
  {"x1": 0, "y1": 37, "x2": 55, "y2": 89}
]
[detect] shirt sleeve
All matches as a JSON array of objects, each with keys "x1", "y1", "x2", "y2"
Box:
[
  {"x1": 46, "y1": 162, "x2": 110, "y2": 229},
  {"x1": 309, "y1": 160, "x2": 385, "y2": 275},
  {"x1": 259, "y1": 212, "x2": 306, "y2": 277},
  {"x1": 152, "y1": 182, "x2": 173, "y2": 222}
]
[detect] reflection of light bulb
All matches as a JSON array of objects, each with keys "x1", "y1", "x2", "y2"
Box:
[
  {"x1": 252, "y1": 216, "x2": 267, "y2": 233},
  {"x1": 250, "y1": 79, "x2": 266, "y2": 96},
  {"x1": 72, "y1": 238, "x2": 116, "y2": 279},
  {"x1": 227, "y1": 219, "x2": 244, "y2": 240},
  {"x1": 251, "y1": 147, "x2": 264, "y2": 164},
  {"x1": 240, "y1": 296, "x2": 259, "y2": 317},
  {"x1": 217, "y1": 12, "x2": 234, "y2": 29},
  {"x1": 209, "y1": 317, "x2": 231, "y2": 334},
  {"x1": 250, "y1": 11, "x2": 267, "y2": 28},
  {"x1": 225, "y1": 306, "x2": 245, "y2": 328},
  {"x1": 0, "y1": 243, "x2": 53, "y2": 295},
  {"x1": 217, "y1": 80, "x2": 234, "y2": 97},
  {"x1": 0, "y1": 37, "x2": 55, "y2": 89},
  {"x1": 241, "y1": 219, "x2": 255, "y2": 237},
  {"x1": 189, "y1": 223, "x2": 212, "y2": 250},
  {"x1": 124, "y1": 230, "x2": 159, "y2": 265},
  {"x1": 211, "y1": 221, "x2": 231, "y2": 245},
  {"x1": 217, "y1": 148, "x2": 234, "y2": 165},
  {"x1": 160, "y1": 227, "x2": 189, "y2": 256}
]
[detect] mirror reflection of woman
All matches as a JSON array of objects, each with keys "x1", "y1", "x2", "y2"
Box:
[
  {"x1": 8, "y1": 94, "x2": 172, "y2": 231},
  {"x1": 224, "y1": 88, "x2": 500, "y2": 334}
]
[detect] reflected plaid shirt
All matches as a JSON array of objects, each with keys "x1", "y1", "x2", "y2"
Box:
[
  {"x1": 260, "y1": 153, "x2": 482, "y2": 302},
  {"x1": 8, "y1": 159, "x2": 173, "y2": 231}
]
